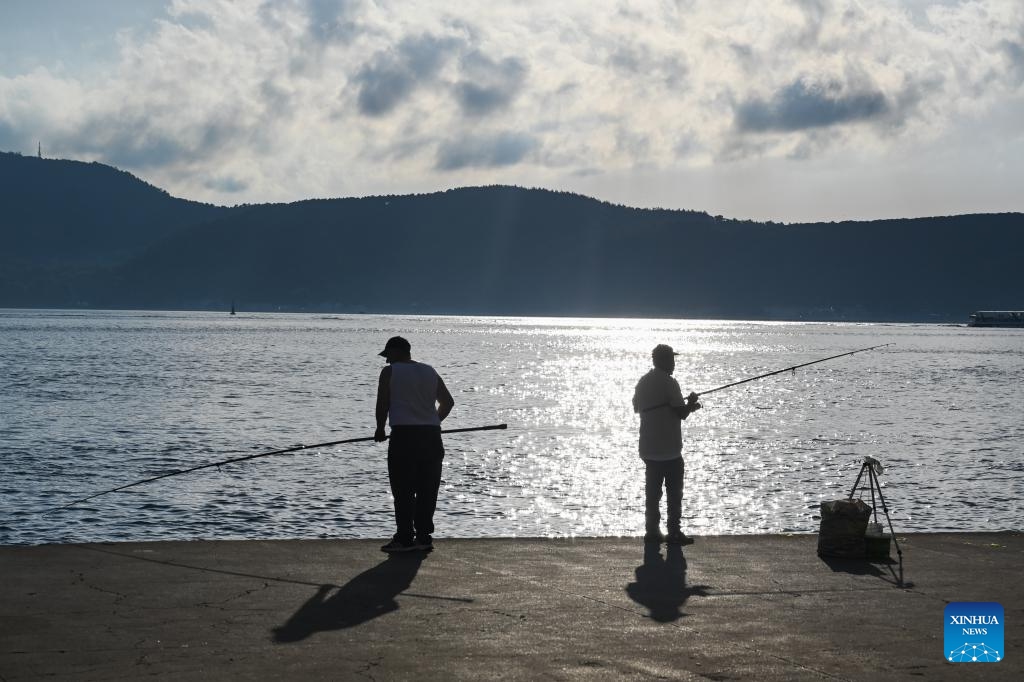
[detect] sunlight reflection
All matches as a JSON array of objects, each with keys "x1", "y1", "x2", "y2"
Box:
[{"x1": 476, "y1": 316, "x2": 917, "y2": 536}]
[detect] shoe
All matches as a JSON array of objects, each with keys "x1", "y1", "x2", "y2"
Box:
[
  {"x1": 380, "y1": 536, "x2": 418, "y2": 553},
  {"x1": 666, "y1": 531, "x2": 694, "y2": 546},
  {"x1": 414, "y1": 535, "x2": 433, "y2": 551},
  {"x1": 643, "y1": 531, "x2": 664, "y2": 544}
]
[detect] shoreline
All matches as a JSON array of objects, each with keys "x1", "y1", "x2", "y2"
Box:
[
  {"x1": 5, "y1": 527, "x2": 1023, "y2": 549},
  {"x1": 1, "y1": 306, "x2": 977, "y2": 324}
]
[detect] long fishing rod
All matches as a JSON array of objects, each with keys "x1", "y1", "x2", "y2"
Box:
[
  {"x1": 699, "y1": 342, "x2": 892, "y2": 396},
  {"x1": 642, "y1": 343, "x2": 892, "y2": 412},
  {"x1": 47, "y1": 423, "x2": 508, "y2": 513}
]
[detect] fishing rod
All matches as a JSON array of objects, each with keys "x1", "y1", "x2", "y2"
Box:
[
  {"x1": 642, "y1": 343, "x2": 892, "y2": 412},
  {"x1": 699, "y1": 342, "x2": 893, "y2": 396},
  {"x1": 46, "y1": 423, "x2": 508, "y2": 513}
]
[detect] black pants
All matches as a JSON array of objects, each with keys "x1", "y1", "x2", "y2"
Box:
[
  {"x1": 387, "y1": 425, "x2": 444, "y2": 542},
  {"x1": 644, "y1": 457, "x2": 684, "y2": 534}
]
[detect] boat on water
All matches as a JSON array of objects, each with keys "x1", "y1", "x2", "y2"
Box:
[{"x1": 968, "y1": 310, "x2": 1024, "y2": 327}]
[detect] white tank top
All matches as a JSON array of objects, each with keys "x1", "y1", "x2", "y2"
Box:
[{"x1": 388, "y1": 362, "x2": 441, "y2": 426}]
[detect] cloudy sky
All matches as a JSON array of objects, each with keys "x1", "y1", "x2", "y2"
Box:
[{"x1": 1, "y1": 0, "x2": 1022, "y2": 221}]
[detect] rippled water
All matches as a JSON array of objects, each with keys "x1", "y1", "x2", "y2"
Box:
[{"x1": 1, "y1": 309, "x2": 1021, "y2": 545}]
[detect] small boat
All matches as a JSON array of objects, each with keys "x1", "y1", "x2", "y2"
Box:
[{"x1": 968, "y1": 311, "x2": 1024, "y2": 328}]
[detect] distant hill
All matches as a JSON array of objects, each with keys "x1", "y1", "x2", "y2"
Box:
[
  {"x1": 0, "y1": 152, "x2": 227, "y2": 264},
  {"x1": 1, "y1": 151, "x2": 1021, "y2": 320},
  {"x1": 0, "y1": 151, "x2": 229, "y2": 305}
]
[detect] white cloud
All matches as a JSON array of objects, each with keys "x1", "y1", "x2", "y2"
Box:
[{"x1": 0, "y1": 0, "x2": 1021, "y2": 219}]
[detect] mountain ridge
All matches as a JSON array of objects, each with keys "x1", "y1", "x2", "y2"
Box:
[{"x1": 1, "y1": 152, "x2": 1021, "y2": 321}]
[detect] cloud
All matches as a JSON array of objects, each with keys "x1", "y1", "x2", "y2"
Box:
[
  {"x1": 792, "y1": 0, "x2": 828, "y2": 48},
  {"x1": 435, "y1": 131, "x2": 538, "y2": 170},
  {"x1": 454, "y1": 51, "x2": 527, "y2": 117},
  {"x1": 0, "y1": 119, "x2": 26, "y2": 150},
  {"x1": 735, "y1": 79, "x2": 889, "y2": 132},
  {"x1": 204, "y1": 174, "x2": 249, "y2": 193},
  {"x1": 607, "y1": 44, "x2": 688, "y2": 90},
  {"x1": 608, "y1": 46, "x2": 643, "y2": 74},
  {"x1": 354, "y1": 33, "x2": 463, "y2": 117},
  {"x1": 93, "y1": 115, "x2": 245, "y2": 170},
  {"x1": 1002, "y1": 40, "x2": 1024, "y2": 85},
  {"x1": 0, "y1": 66, "x2": 88, "y2": 150},
  {"x1": 82, "y1": 123, "x2": 191, "y2": 169},
  {"x1": 306, "y1": 0, "x2": 361, "y2": 45},
  {"x1": 729, "y1": 42, "x2": 756, "y2": 71}
]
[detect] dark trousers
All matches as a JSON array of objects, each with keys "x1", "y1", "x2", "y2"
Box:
[
  {"x1": 644, "y1": 457, "x2": 684, "y2": 534},
  {"x1": 387, "y1": 426, "x2": 444, "y2": 542}
]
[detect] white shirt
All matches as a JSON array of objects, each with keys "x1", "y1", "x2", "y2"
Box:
[
  {"x1": 632, "y1": 368, "x2": 686, "y2": 461},
  {"x1": 388, "y1": 361, "x2": 441, "y2": 426}
]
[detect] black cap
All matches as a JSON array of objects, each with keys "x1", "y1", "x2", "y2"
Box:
[
  {"x1": 652, "y1": 344, "x2": 679, "y2": 359},
  {"x1": 378, "y1": 336, "x2": 411, "y2": 357}
]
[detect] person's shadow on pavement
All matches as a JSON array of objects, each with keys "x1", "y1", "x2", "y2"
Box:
[
  {"x1": 626, "y1": 542, "x2": 709, "y2": 622},
  {"x1": 273, "y1": 553, "x2": 425, "y2": 642}
]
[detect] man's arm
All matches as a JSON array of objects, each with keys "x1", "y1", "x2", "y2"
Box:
[
  {"x1": 436, "y1": 376, "x2": 454, "y2": 422},
  {"x1": 672, "y1": 392, "x2": 702, "y2": 420},
  {"x1": 667, "y1": 378, "x2": 700, "y2": 420},
  {"x1": 374, "y1": 366, "x2": 391, "y2": 441}
]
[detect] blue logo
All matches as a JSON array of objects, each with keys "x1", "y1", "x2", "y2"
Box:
[{"x1": 945, "y1": 602, "x2": 1004, "y2": 662}]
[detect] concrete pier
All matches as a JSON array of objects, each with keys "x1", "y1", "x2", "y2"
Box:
[{"x1": 1, "y1": 533, "x2": 1020, "y2": 680}]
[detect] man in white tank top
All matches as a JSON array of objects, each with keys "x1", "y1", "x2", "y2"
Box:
[{"x1": 374, "y1": 336, "x2": 455, "y2": 553}]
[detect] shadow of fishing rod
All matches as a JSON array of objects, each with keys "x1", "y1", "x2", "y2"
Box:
[
  {"x1": 44, "y1": 423, "x2": 508, "y2": 514},
  {"x1": 74, "y1": 544, "x2": 475, "y2": 603}
]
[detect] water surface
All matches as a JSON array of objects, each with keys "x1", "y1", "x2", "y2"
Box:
[{"x1": 1, "y1": 310, "x2": 1020, "y2": 544}]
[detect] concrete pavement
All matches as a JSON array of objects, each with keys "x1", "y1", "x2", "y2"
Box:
[{"x1": 1, "y1": 533, "x2": 1020, "y2": 680}]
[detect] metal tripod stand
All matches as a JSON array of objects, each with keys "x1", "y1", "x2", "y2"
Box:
[{"x1": 848, "y1": 456, "x2": 906, "y2": 587}]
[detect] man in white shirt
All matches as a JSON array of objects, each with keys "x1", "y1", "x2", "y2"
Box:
[
  {"x1": 632, "y1": 344, "x2": 701, "y2": 544},
  {"x1": 374, "y1": 336, "x2": 455, "y2": 553}
]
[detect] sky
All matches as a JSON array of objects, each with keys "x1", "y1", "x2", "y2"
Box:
[{"x1": 1, "y1": 0, "x2": 1022, "y2": 222}]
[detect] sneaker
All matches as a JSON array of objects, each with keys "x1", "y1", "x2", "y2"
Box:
[
  {"x1": 414, "y1": 535, "x2": 434, "y2": 551},
  {"x1": 643, "y1": 531, "x2": 665, "y2": 544},
  {"x1": 380, "y1": 536, "x2": 418, "y2": 553},
  {"x1": 666, "y1": 531, "x2": 694, "y2": 546}
]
